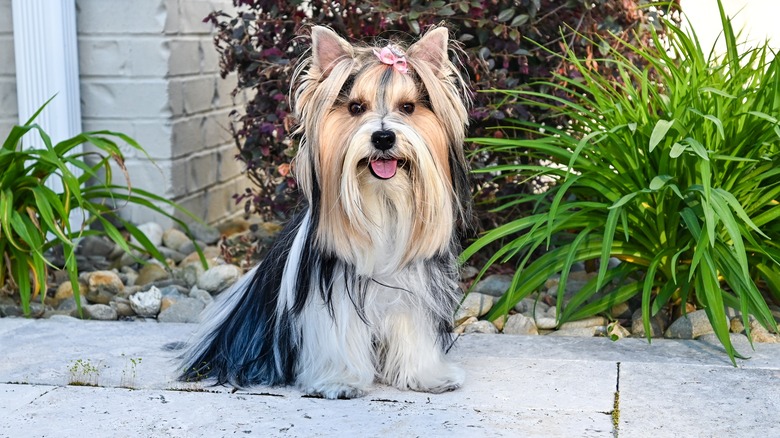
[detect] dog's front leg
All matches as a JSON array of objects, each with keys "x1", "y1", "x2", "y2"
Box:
[
  {"x1": 295, "y1": 297, "x2": 375, "y2": 399},
  {"x1": 378, "y1": 311, "x2": 465, "y2": 394}
]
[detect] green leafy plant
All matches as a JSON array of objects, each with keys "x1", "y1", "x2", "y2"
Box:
[
  {"x1": 1, "y1": 98, "x2": 204, "y2": 316},
  {"x1": 464, "y1": 2, "x2": 780, "y2": 362}
]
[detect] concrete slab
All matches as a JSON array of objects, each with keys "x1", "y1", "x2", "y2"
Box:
[
  {"x1": 1, "y1": 317, "x2": 779, "y2": 437},
  {"x1": 619, "y1": 362, "x2": 780, "y2": 437}
]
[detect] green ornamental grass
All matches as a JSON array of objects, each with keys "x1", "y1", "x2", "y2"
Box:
[
  {"x1": 0, "y1": 98, "x2": 204, "y2": 316},
  {"x1": 463, "y1": 2, "x2": 780, "y2": 362}
]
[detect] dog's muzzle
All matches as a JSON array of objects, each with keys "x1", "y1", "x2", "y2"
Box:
[{"x1": 369, "y1": 130, "x2": 398, "y2": 179}]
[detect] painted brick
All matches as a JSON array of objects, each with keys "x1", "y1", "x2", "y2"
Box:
[
  {"x1": 214, "y1": 74, "x2": 238, "y2": 110},
  {"x1": 181, "y1": 75, "x2": 217, "y2": 114},
  {"x1": 168, "y1": 39, "x2": 202, "y2": 76},
  {"x1": 171, "y1": 115, "x2": 207, "y2": 157},
  {"x1": 0, "y1": 1, "x2": 12, "y2": 31},
  {"x1": 79, "y1": 37, "x2": 169, "y2": 78},
  {"x1": 0, "y1": 79, "x2": 18, "y2": 118},
  {"x1": 216, "y1": 143, "x2": 244, "y2": 184},
  {"x1": 202, "y1": 108, "x2": 234, "y2": 149},
  {"x1": 178, "y1": 0, "x2": 231, "y2": 35},
  {"x1": 176, "y1": 176, "x2": 246, "y2": 224},
  {"x1": 76, "y1": 0, "x2": 168, "y2": 35},
  {"x1": 81, "y1": 119, "x2": 173, "y2": 160},
  {"x1": 168, "y1": 79, "x2": 185, "y2": 116},
  {"x1": 186, "y1": 150, "x2": 220, "y2": 193},
  {"x1": 163, "y1": 0, "x2": 180, "y2": 34},
  {"x1": 0, "y1": 119, "x2": 16, "y2": 138},
  {"x1": 200, "y1": 39, "x2": 220, "y2": 74},
  {"x1": 0, "y1": 37, "x2": 15, "y2": 75},
  {"x1": 80, "y1": 79, "x2": 170, "y2": 118}
]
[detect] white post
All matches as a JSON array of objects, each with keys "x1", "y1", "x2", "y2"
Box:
[{"x1": 12, "y1": 0, "x2": 83, "y2": 231}]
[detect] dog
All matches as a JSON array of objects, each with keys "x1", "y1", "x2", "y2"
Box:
[{"x1": 179, "y1": 25, "x2": 472, "y2": 399}]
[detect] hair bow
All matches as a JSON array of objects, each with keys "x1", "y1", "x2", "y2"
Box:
[{"x1": 373, "y1": 45, "x2": 408, "y2": 74}]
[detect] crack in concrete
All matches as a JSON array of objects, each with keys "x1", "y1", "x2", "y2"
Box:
[{"x1": 612, "y1": 361, "x2": 621, "y2": 437}]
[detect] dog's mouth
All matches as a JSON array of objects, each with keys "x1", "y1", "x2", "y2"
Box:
[{"x1": 368, "y1": 159, "x2": 398, "y2": 180}]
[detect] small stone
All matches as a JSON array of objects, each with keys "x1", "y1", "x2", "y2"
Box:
[
  {"x1": 129, "y1": 286, "x2": 162, "y2": 317},
  {"x1": 120, "y1": 266, "x2": 138, "y2": 287},
  {"x1": 77, "y1": 236, "x2": 116, "y2": 257},
  {"x1": 460, "y1": 266, "x2": 479, "y2": 281},
  {"x1": 189, "y1": 287, "x2": 214, "y2": 306},
  {"x1": 177, "y1": 240, "x2": 206, "y2": 257},
  {"x1": 53, "y1": 280, "x2": 86, "y2": 304},
  {"x1": 110, "y1": 297, "x2": 135, "y2": 317},
  {"x1": 162, "y1": 228, "x2": 191, "y2": 252},
  {"x1": 730, "y1": 317, "x2": 745, "y2": 334},
  {"x1": 72, "y1": 304, "x2": 117, "y2": 321},
  {"x1": 158, "y1": 247, "x2": 186, "y2": 264},
  {"x1": 134, "y1": 222, "x2": 164, "y2": 247},
  {"x1": 463, "y1": 320, "x2": 499, "y2": 334},
  {"x1": 749, "y1": 320, "x2": 780, "y2": 343},
  {"x1": 610, "y1": 302, "x2": 631, "y2": 319},
  {"x1": 197, "y1": 264, "x2": 243, "y2": 294},
  {"x1": 454, "y1": 292, "x2": 494, "y2": 325},
  {"x1": 549, "y1": 326, "x2": 600, "y2": 337},
  {"x1": 560, "y1": 316, "x2": 608, "y2": 330},
  {"x1": 57, "y1": 297, "x2": 81, "y2": 312},
  {"x1": 535, "y1": 316, "x2": 558, "y2": 330},
  {"x1": 512, "y1": 297, "x2": 537, "y2": 315},
  {"x1": 190, "y1": 222, "x2": 221, "y2": 245},
  {"x1": 471, "y1": 275, "x2": 512, "y2": 298},
  {"x1": 491, "y1": 316, "x2": 505, "y2": 331},
  {"x1": 135, "y1": 263, "x2": 170, "y2": 286},
  {"x1": 503, "y1": 314, "x2": 538, "y2": 335},
  {"x1": 632, "y1": 308, "x2": 668, "y2": 338},
  {"x1": 160, "y1": 297, "x2": 175, "y2": 313},
  {"x1": 159, "y1": 285, "x2": 189, "y2": 297},
  {"x1": 157, "y1": 296, "x2": 206, "y2": 323},
  {"x1": 85, "y1": 271, "x2": 125, "y2": 304},
  {"x1": 452, "y1": 316, "x2": 478, "y2": 334},
  {"x1": 665, "y1": 309, "x2": 714, "y2": 339}
]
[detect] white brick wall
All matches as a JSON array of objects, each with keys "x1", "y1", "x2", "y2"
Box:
[
  {"x1": 75, "y1": 0, "x2": 248, "y2": 226},
  {"x1": 0, "y1": 0, "x2": 17, "y2": 137}
]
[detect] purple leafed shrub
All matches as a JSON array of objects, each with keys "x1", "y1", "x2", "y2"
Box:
[{"x1": 205, "y1": 0, "x2": 674, "y2": 229}]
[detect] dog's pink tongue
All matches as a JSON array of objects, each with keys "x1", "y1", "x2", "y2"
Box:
[{"x1": 370, "y1": 159, "x2": 398, "y2": 179}]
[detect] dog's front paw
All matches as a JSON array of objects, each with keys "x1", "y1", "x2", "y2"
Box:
[
  {"x1": 302, "y1": 382, "x2": 368, "y2": 400},
  {"x1": 388, "y1": 362, "x2": 465, "y2": 394}
]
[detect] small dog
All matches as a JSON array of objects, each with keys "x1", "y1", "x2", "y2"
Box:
[{"x1": 179, "y1": 25, "x2": 472, "y2": 399}]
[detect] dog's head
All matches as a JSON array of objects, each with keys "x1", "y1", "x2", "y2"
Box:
[{"x1": 292, "y1": 26, "x2": 471, "y2": 272}]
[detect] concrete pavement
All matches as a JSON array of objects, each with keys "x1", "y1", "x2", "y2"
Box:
[{"x1": 1, "y1": 317, "x2": 779, "y2": 437}]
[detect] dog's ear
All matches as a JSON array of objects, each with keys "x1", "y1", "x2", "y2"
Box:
[
  {"x1": 311, "y1": 26, "x2": 353, "y2": 74},
  {"x1": 407, "y1": 27, "x2": 449, "y2": 74}
]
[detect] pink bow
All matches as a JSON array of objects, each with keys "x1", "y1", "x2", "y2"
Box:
[{"x1": 373, "y1": 45, "x2": 408, "y2": 74}]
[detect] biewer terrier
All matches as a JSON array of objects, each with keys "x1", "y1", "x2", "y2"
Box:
[{"x1": 179, "y1": 25, "x2": 472, "y2": 399}]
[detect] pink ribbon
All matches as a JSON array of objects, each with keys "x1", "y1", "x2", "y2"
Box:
[{"x1": 373, "y1": 45, "x2": 408, "y2": 74}]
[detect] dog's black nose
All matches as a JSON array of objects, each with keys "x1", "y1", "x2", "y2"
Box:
[{"x1": 371, "y1": 130, "x2": 396, "y2": 151}]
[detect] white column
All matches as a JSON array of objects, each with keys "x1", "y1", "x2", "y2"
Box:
[{"x1": 12, "y1": 0, "x2": 83, "y2": 229}]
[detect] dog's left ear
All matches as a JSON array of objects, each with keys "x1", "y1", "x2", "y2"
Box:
[
  {"x1": 311, "y1": 26, "x2": 354, "y2": 75},
  {"x1": 407, "y1": 27, "x2": 449, "y2": 75}
]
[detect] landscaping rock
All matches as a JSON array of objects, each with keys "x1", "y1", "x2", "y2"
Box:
[
  {"x1": 459, "y1": 265, "x2": 479, "y2": 281},
  {"x1": 190, "y1": 222, "x2": 221, "y2": 245},
  {"x1": 503, "y1": 314, "x2": 538, "y2": 335},
  {"x1": 534, "y1": 316, "x2": 558, "y2": 330},
  {"x1": 454, "y1": 293, "x2": 494, "y2": 325},
  {"x1": 471, "y1": 274, "x2": 511, "y2": 297},
  {"x1": 189, "y1": 287, "x2": 214, "y2": 306},
  {"x1": 560, "y1": 316, "x2": 608, "y2": 330},
  {"x1": 85, "y1": 271, "x2": 124, "y2": 304},
  {"x1": 110, "y1": 297, "x2": 135, "y2": 318},
  {"x1": 177, "y1": 240, "x2": 207, "y2": 257},
  {"x1": 548, "y1": 326, "x2": 600, "y2": 337},
  {"x1": 162, "y1": 228, "x2": 191, "y2": 252},
  {"x1": 134, "y1": 222, "x2": 164, "y2": 247},
  {"x1": 158, "y1": 247, "x2": 186, "y2": 264},
  {"x1": 452, "y1": 316, "x2": 478, "y2": 334},
  {"x1": 197, "y1": 264, "x2": 243, "y2": 294},
  {"x1": 129, "y1": 286, "x2": 162, "y2": 318},
  {"x1": 77, "y1": 236, "x2": 116, "y2": 258},
  {"x1": 463, "y1": 320, "x2": 499, "y2": 334},
  {"x1": 135, "y1": 263, "x2": 170, "y2": 286},
  {"x1": 610, "y1": 302, "x2": 631, "y2": 319},
  {"x1": 749, "y1": 319, "x2": 780, "y2": 343},
  {"x1": 512, "y1": 297, "x2": 537, "y2": 315},
  {"x1": 607, "y1": 322, "x2": 631, "y2": 340},
  {"x1": 157, "y1": 296, "x2": 205, "y2": 323},
  {"x1": 73, "y1": 304, "x2": 117, "y2": 321},
  {"x1": 631, "y1": 308, "x2": 668, "y2": 338},
  {"x1": 665, "y1": 309, "x2": 714, "y2": 339}
]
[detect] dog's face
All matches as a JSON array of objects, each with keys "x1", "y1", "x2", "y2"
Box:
[{"x1": 293, "y1": 27, "x2": 470, "y2": 273}]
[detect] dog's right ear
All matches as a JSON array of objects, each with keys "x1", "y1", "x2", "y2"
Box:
[{"x1": 311, "y1": 26, "x2": 353, "y2": 75}]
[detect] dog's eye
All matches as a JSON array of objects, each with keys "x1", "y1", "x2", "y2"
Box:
[
  {"x1": 400, "y1": 103, "x2": 415, "y2": 115},
  {"x1": 348, "y1": 102, "x2": 366, "y2": 116}
]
